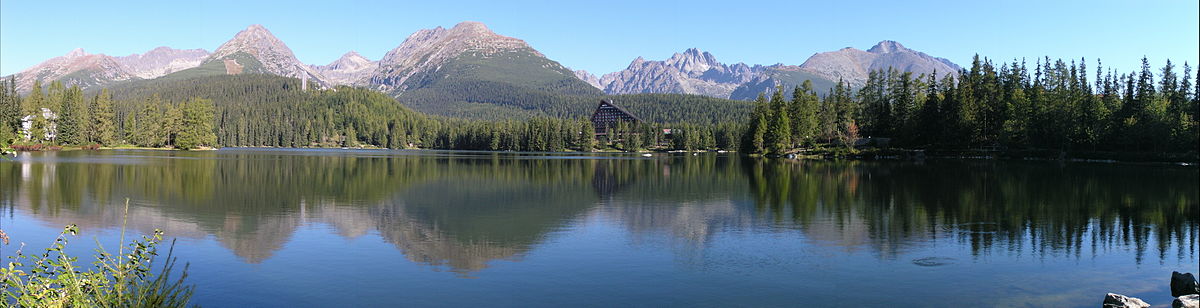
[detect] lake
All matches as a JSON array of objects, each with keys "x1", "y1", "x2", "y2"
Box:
[{"x1": 1, "y1": 149, "x2": 1196, "y2": 307}]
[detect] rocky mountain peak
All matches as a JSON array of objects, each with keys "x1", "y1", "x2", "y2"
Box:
[
  {"x1": 800, "y1": 40, "x2": 959, "y2": 87},
  {"x1": 313, "y1": 50, "x2": 377, "y2": 86},
  {"x1": 206, "y1": 24, "x2": 329, "y2": 86},
  {"x1": 210, "y1": 24, "x2": 288, "y2": 59},
  {"x1": 449, "y1": 21, "x2": 492, "y2": 35},
  {"x1": 600, "y1": 48, "x2": 764, "y2": 98},
  {"x1": 5, "y1": 48, "x2": 135, "y2": 93},
  {"x1": 668, "y1": 48, "x2": 721, "y2": 69},
  {"x1": 867, "y1": 40, "x2": 907, "y2": 53},
  {"x1": 331, "y1": 51, "x2": 371, "y2": 66},
  {"x1": 116, "y1": 46, "x2": 209, "y2": 79},
  {"x1": 573, "y1": 69, "x2": 603, "y2": 89},
  {"x1": 370, "y1": 21, "x2": 535, "y2": 91},
  {"x1": 65, "y1": 48, "x2": 89, "y2": 58}
]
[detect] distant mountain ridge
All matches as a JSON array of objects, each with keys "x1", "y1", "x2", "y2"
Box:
[
  {"x1": 5, "y1": 45, "x2": 216, "y2": 93},
  {"x1": 115, "y1": 47, "x2": 210, "y2": 79},
  {"x1": 799, "y1": 40, "x2": 960, "y2": 87},
  {"x1": 5, "y1": 22, "x2": 962, "y2": 110},
  {"x1": 311, "y1": 51, "x2": 377, "y2": 85},
  {"x1": 596, "y1": 48, "x2": 766, "y2": 98},
  {"x1": 596, "y1": 41, "x2": 961, "y2": 100}
]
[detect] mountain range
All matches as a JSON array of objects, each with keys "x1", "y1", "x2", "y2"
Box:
[{"x1": 4, "y1": 21, "x2": 961, "y2": 115}]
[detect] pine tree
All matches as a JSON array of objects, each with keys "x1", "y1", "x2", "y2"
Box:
[
  {"x1": 579, "y1": 119, "x2": 596, "y2": 151},
  {"x1": 56, "y1": 86, "x2": 87, "y2": 145},
  {"x1": 176, "y1": 98, "x2": 217, "y2": 150},
  {"x1": 741, "y1": 93, "x2": 769, "y2": 154},
  {"x1": 0, "y1": 77, "x2": 20, "y2": 134},
  {"x1": 791, "y1": 81, "x2": 819, "y2": 147},
  {"x1": 938, "y1": 74, "x2": 964, "y2": 147},
  {"x1": 917, "y1": 72, "x2": 942, "y2": 146},
  {"x1": 90, "y1": 89, "x2": 117, "y2": 145},
  {"x1": 766, "y1": 86, "x2": 792, "y2": 154},
  {"x1": 23, "y1": 80, "x2": 44, "y2": 116}
]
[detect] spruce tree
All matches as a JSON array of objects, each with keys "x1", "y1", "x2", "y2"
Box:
[
  {"x1": 741, "y1": 93, "x2": 769, "y2": 154},
  {"x1": 56, "y1": 86, "x2": 87, "y2": 145},
  {"x1": 91, "y1": 89, "x2": 117, "y2": 145},
  {"x1": 0, "y1": 77, "x2": 19, "y2": 137},
  {"x1": 766, "y1": 86, "x2": 792, "y2": 154},
  {"x1": 176, "y1": 98, "x2": 217, "y2": 150}
]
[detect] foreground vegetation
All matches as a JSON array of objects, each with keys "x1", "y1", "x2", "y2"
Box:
[{"x1": 0, "y1": 224, "x2": 194, "y2": 307}]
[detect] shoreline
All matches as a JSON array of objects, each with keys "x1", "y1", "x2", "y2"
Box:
[{"x1": 5, "y1": 145, "x2": 1196, "y2": 165}]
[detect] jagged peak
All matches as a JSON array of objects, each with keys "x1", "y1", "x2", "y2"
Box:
[
  {"x1": 667, "y1": 48, "x2": 720, "y2": 67},
  {"x1": 326, "y1": 51, "x2": 373, "y2": 67},
  {"x1": 65, "y1": 48, "x2": 88, "y2": 58},
  {"x1": 340, "y1": 51, "x2": 369, "y2": 61},
  {"x1": 226, "y1": 24, "x2": 280, "y2": 43},
  {"x1": 868, "y1": 40, "x2": 907, "y2": 53}
]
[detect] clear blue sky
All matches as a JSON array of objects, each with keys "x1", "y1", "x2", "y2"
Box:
[{"x1": 2, "y1": 0, "x2": 1197, "y2": 77}]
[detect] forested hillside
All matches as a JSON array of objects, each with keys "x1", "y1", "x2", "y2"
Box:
[
  {"x1": 740, "y1": 56, "x2": 1199, "y2": 156},
  {"x1": 0, "y1": 73, "x2": 746, "y2": 152}
]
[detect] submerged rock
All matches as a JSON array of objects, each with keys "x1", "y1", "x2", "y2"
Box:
[
  {"x1": 1174, "y1": 294, "x2": 1199, "y2": 308},
  {"x1": 1103, "y1": 293, "x2": 1150, "y2": 308},
  {"x1": 1173, "y1": 272, "x2": 1200, "y2": 297}
]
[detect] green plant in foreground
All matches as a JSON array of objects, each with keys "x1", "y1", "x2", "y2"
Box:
[{"x1": 0, "y1": 223, "x2": 195, "y2": 308}]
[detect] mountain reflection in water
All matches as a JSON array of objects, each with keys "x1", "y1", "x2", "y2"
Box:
[{"x1": 0, "y1": 149, "x2": 1195, "y2": 306}]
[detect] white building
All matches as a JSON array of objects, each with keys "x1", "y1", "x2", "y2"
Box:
[{"x1": 19, "y1": 108, "x2": 58, "y2": 142}]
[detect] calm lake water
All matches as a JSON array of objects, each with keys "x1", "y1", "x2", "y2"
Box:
[{"x1": 1, "y1": 149, "x2": 1196, "y2": 307}]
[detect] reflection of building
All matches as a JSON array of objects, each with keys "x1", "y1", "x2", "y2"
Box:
[
  {"x1": 590, "y1": 100, "x2": 640, "y2": 136},
  {"x1": 19, "y1": 108, "x2": 58, "y2": 141}
]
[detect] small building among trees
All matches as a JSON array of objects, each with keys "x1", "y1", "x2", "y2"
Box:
[{"x1": 19, "y1": 108, "x2": 58, "y2": 142}]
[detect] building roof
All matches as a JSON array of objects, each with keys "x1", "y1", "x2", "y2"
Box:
[{"x1": 590, "y1": 100, "x2": 642, "y2": 123}]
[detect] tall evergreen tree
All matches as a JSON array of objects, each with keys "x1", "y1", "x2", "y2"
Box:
[
  {"x1": 176, "y1": 98, "x2": 217, "y2": 150},
  {"x1": 90, "y1": 89, "x2": 117, "y2": 145},
  {"x1": 741, "y1": 93, "x2": 769, "y2": 154},
  {"x1": 56, "y1": 86, "x2": 88, "y2": 145},
  {"x1": 0, "y1": 77, "x2": 19, "y2": 134},
  {"x1": 766, "y1": 86, "x2": 792, "y2": 154}
]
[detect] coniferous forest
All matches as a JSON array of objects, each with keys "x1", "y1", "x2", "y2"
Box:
[
  {"x1": 740, "y1": 56, "x2": 1199, "y2": 157},
  {"x1": 1, "y1": 56, "x2": 1196, "y2": 157}
]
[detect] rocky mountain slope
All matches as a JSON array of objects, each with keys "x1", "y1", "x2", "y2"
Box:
[
  {"x1": 202, "y1": 24, "x2": 329, "y2": 86},
  {"x1": 595, "y1": 41, "x2": 960, "y2": 99},
  {"x1": 115, "y1": 47, "x2": 209, "y2": 79},
  {"x1": 311, "y1": 51, "x2": 377, "y2": 85},
  {"x1": 365, "y1": 21, "x2": 577, "y2": 93},
  {"x1": 799, "y1": 40, "x2": 959, "y2": 87},
  {"x1": 728, "y1": 65, "x2": 839, "y2": 100},
  {"x1": 6, "y1": 48, "x2": 138, "y2": 93},
  {"x1": 572, "y1": 69, "x2": 602, "y2": 89},
  {"x1": 597, "y1": 48, "x2": 765, "y2": 98},
  {"x1": 7, "y1": 22, "x2": 962, "y2": 111},
  {"x1": 358, "y1": 21, "x2": 602, "y2": 118}
]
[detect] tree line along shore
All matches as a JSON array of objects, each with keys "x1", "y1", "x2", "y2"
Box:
[{"x1": 1, "y1": 56, "x2": 1197, "y2": 163}]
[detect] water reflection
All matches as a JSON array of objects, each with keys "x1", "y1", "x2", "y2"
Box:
[{"x1": 1, "y1": 150, "x2": 1196, "y2": 275}]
